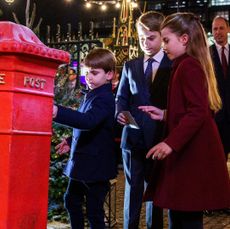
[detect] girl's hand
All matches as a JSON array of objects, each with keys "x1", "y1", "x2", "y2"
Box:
[
  {"x1": 55, "y1": 139, "x2": 70, "y2": 155},
  {"x1": 138, "y1": 106, "x2": 164, "y2": 121},
  {"x1": 146, "y1": 142, "x2": 172, "y2": 160}
]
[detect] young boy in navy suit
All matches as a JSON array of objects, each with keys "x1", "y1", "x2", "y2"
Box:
[{"x1": 53, "y1": 48, "x2": 117, "y2": 229}]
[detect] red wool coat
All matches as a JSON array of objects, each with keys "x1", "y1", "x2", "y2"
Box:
[{"x1": 144, "y1": 54, "x2": 230, "y2": 211}]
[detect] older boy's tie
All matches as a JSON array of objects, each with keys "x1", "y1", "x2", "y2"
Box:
[
  {"x1": 221, "y1": 46, "x2": 228, "y2": 78},
  {"x1": 144, "y1": 58, "x2": 154, "y2": 82}
]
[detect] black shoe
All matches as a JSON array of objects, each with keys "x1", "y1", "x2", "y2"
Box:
[{"x1": 223, "y1": 208, "x2": 230, "y2": 215}]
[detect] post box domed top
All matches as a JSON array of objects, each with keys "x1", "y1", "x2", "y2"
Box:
[{"x1": 0, "y1": 21, "x2": 70, "y2": 64}]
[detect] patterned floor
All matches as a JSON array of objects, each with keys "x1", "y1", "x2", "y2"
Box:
[{"x1": 48, "y1": 157, "x2": 230, "y2": 229}]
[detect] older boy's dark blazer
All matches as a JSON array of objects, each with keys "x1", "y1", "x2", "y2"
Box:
[
  {"x1": 116, "y1": 54, "x2": 171, "y2": 150},
  {"x1": 54, "y1": 83, "x2": 117, "y2": 182},
  {"x1": 210, "y1": 44, "x2": 230, "y2": 121}
]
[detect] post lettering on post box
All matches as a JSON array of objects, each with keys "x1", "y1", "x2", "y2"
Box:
[
  {"x1": 24, "y1": 76, "x2": 46, "y2": 90},
  {"x1": 0, "y1": 73, "x2": 6, "y2": 85}
]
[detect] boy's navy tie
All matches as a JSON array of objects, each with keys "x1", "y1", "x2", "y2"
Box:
[
  {"x1": 144, "y1": 58, "x2": 154, "y2": 82},
  {"x1": 144, "y1": 58, "x2": 154, "y2": 89},
  {"x1": 144, "y1": 58, "x2": 154, "y2": 102}
]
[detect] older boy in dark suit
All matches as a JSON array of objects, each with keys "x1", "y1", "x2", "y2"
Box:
[
  {"x1": 53, "y1": 48, "x2": 117, "y2": 229},
  {"x1": 116, "y1": 11, "x2": 171, "y2": 229}
]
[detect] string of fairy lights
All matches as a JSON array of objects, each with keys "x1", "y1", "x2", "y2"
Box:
[
  {"x1": 84, "y1": 0, "x2": 138, "y2": 11},
  {"x1": 3, "y1": 0, "x2": 138, "y2": 11},
  {"x1": 4, "y1": 0, "x2": 14, "y2": 4}
]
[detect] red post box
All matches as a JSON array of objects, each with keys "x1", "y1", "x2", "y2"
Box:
[{"x1": 0, "y1": 21, "x2": 70, "y2": 229}]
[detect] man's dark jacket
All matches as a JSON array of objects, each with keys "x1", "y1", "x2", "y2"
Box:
[{"x1": 210, "y1": 44, "x2": 230, "y2": 153}]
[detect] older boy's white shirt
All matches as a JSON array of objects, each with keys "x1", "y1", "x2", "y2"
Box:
[
  {"x1": 215, "y1": 42, "x2": 229, "y2": 64},
  {"x1": 144, "y1": 48, "x2": 164, "y2": 82}
]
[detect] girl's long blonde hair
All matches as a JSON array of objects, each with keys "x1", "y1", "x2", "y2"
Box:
[{"x1": 161, "y1": 12, "x2": 222, "y2": 112}]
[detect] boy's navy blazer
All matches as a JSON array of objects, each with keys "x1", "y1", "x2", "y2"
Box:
[
  {"x1": 116, "y1": 53, "x2": 171, "y2": 150},
  {"x1": 54, "y1": 83, "x2": 117, "y2": 182},
  {"x1": 210, "y1": 44, "x2": 230, "y2": 122}
]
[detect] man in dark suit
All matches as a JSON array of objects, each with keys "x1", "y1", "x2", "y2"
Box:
[
  {"x1": 211, "y1": 16, "x2": 230, "y2": 161},
  {"x1": 116, "y1": 11, "x2": 171, "y2": 229}
]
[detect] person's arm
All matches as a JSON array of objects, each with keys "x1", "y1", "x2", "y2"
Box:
[
  {"x1": 53, "y1": 96, "x2": 114, "y2": 130},
  {"x1": 145, "y1": 59, "x2": 209, "y2": 160},
  {"x1": 138, "y1": 106, "x2": 165, "y2": 121},
  {"x1": 115, "y1": 63, "x2": 131, "y2": 126},
  {"x1": 164, "y1": 59, "x2": 209, "y2": 153}
]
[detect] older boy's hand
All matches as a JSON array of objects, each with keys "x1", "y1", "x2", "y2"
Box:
[
  {"x1": 146, "y1": 142, "x2": 172, "y2": 160},
  {"x1": 55, "y1": 139, "x2": 70, "y2": 155},
  {"x1": 117, "y1": 112, "x2": 128, "y2": 125}
]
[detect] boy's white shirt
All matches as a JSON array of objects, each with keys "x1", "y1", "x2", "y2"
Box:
[{"x1": 143, "y1": 48, "x2": 164, "y2": 82}]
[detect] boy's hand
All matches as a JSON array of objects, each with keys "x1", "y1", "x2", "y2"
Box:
[
  {"x1": 55, "y1": 139, "x2": 70, "y2": 155},
  {"x1": 53, "y1": 105, "x2": 58, "y2": 118},
  {"x1": 117, "y1": 112, "x2": 128, "y2": 125}
]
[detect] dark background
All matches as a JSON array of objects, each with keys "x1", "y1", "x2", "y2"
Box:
[
  {"x1": 0, "y1": 0, "x2": 140, "y2": 39},
  {"x1": 0, "y1": 0, "x2": 229, "y2": 41}
]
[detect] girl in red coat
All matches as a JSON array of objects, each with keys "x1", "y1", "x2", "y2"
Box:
[{"x1": 139, "y1": 12, "x2": 230, "y2": 229}]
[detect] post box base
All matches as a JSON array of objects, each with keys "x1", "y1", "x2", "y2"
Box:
[{"x1": 0, "y1": 134, "x2": 51, "y2": 229}]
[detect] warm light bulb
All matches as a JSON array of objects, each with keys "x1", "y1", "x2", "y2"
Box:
[
  {"x1": 115, "y1": 2, "x2": 121, "y2": 8},
  {"x1": 101, "y1": 4, "x2": 107, "y2": 11},
  {"x1": 86, "y1": 2, "x2": 92, "y2": 8}
]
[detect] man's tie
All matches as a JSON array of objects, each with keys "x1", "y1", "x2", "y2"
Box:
[
  {"x1": 221, "y1": 46, "x2": 228, "y2": 79},
  {"x1": 144, "y1": 58, "x2": 154, "y2": 84}
]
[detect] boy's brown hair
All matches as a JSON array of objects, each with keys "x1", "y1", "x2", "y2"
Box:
[
  {"x1": 136, "y1": 11, "x2": 165, "y2": 32},
  {"x1": 84, "y1": 48, "x2": 116, "y2": 73}
]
